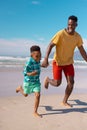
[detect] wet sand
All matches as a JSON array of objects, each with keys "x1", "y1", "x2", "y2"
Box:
[{"x1": 0, "y1": 66, "x2": 87, "y2": 97}]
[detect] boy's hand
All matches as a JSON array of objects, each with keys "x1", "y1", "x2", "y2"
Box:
[
  {"x1": 41, "y1": 58, "x2": 49, "y2": 67},
  {"x1": 31, "y1": 70, "x2": 38, "y2": 76},
  {"x1": 27, "y1": 70, "x2": 38, "y2": 76}
]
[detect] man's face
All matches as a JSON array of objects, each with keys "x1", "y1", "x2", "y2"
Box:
[{"x1": 67, "y1": 19, "x2": 77, "y2": 34}]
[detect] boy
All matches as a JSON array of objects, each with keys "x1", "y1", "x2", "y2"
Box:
[{"x1": 16, "y1": 45, "x2": 42, "y2": 117}]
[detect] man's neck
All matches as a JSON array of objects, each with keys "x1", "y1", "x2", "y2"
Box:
[{"x1": 65, "y1": 28, "x2": 75, "y2": 35}]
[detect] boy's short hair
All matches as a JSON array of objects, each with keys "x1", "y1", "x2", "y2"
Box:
[
  {"x1": 30, "y1": 45, "x2": 40, "y2": 53},
  {"x1": 68, "y1": 15, "x2": 78, "y2": 22}
]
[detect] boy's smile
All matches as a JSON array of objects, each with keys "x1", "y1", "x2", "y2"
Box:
[{"x1": 31, "y1": 51, "x2": 41, "y2": 62}]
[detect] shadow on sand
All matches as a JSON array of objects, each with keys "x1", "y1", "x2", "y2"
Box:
[{"x1": 40, "y1": 99, "x2": 87, "y2": 116}]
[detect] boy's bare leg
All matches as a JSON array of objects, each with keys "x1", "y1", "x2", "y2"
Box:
[
  {"x1": 16, "y1": 86, "x2": 28, "y2": 97},
  {"x1": 33, "y1": 92, "x2": 42, "y2": 118}
]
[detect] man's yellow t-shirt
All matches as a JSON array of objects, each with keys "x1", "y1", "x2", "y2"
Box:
[{"x1": 51, "y1": 29, "x2": 83, "y2": 66}]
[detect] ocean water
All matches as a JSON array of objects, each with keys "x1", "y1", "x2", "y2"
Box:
[
  {"x1": 0, "y1": 56, "x2": 28, "y2": 68},
  {"x1": 0, "y1": 56, "x2": 87, "y2": 68}
]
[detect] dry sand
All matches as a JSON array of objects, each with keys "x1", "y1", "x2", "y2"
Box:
[{"x1": 0, "y1": 94, "x2": 87, "y2": 130}]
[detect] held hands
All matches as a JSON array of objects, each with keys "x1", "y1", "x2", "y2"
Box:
[{"x1": 41, "y1": 58, "x2": 49, "y2": 68}]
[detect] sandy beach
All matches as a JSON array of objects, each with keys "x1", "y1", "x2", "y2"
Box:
[
  {"x1": 0, "y1": 66, "x2": 87, "y2": 130},
  {"x1": 0, "y1": 94, "x2": 87, "y2": 130}
]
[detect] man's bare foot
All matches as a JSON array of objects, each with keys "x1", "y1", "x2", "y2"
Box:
[
  {"x1": 61, "y1": 102, "x2": 73, "y2": 108},
  {"x1": 33, "y1": 112, "x2": 42, "y2": 118},
  {"x1": 16, "y1": 86, "x2": 22, "y2": 93},
  {"x1": 44, "y1": 77, "x2": 49, "y2": 89}
]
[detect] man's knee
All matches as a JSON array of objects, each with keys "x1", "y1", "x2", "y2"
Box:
[
  {"x1": 67, "y1": 76, "x2": 74, "y2": 86},
  {"x1": 67, "y1": 79, "x2": 74, "y2": 88},
  {"x1": 56, "y1": 80, "x2": 61, "y2": 86}
]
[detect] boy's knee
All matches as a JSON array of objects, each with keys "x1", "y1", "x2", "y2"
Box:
[{"x1": 35, "y1": 93, "x2": 40, "y2": 98}]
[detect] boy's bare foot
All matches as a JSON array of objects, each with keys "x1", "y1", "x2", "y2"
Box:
[
  {"x1": 61, "y1": 102, "x2": 73, "y2": 108},
  {"x1": 33, "y1": 112, "x2": 42, "y2": 118},
  {"x1": 44, "y1": 77, "x2": 49, "y2": 89},
  {"x1": 16, "y1": 86, "x2": 22, "y2": 93}
]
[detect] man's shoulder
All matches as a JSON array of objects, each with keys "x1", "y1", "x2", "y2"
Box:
[
  {"x1": 56, "y1": 29, "x2": 65, "y2": 36},
  {"x1": 75, "y1": 31, "x2": 81, "y2": 35},
  {"x1": 51, "y1": 29, "x2": 64, "y2": 41},
  {"x1": 57, "y1": 29, "x2": 64, "y2": 33},
  {"x1": 75, "y1": 31, "x2": 82, "y2": 38}
]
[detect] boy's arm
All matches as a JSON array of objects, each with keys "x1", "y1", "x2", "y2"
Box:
[
  {"x1": 27, "y1": 70, "x2": 38, "y2": 76},
  {"x1": 24, "y1": 62, "x2": 38, "y2": 76}
]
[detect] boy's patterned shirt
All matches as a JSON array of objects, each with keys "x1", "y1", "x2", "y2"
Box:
[{"x1": 23, "y1": 57, "x2": 41, "y2": 84}]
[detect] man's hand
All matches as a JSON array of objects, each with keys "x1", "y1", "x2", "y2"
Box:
[{"x1": 41, "y1": 58, "x2": 49, "y2": 67}]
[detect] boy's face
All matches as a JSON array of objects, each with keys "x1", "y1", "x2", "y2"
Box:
[{"x1": 31, "y1": 51, "x2": 41, "y2": 62}]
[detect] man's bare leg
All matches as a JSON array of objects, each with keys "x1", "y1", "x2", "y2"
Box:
[
  {"x1": 44, "y1": 76, "x2": 61, "y2": 89},
  {"x1": 62, "y1": 76, "x2": 74, "y2": 107},
  {"x1": 44, "y1": 76, "x2": 74, "y2": 108}
]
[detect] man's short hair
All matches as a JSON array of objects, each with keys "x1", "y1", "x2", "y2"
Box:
[
  {"x1": 30, "y1": 45, "x2": 40, "y2": 53},
  {"x1": 68, "y1": 15, "x2": 78, "y2": 22}
]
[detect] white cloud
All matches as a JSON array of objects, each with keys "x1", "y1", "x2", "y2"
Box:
[
  {"x1": 0, "y1": 38, "x2": 48, "y2": 56},
  {"x1": 1, "y1": 37, "x2": 86, "y2": 57}
]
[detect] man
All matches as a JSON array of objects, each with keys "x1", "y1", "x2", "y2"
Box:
[{"x1": 42, "y1": 15, "x2": 87, "y2": 107}]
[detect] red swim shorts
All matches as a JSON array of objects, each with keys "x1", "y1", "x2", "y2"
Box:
[{"x1": 53, "y1": 61, "x2": 74, "y2": 80}]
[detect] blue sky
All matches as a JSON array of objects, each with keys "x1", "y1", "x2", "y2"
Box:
[{"x1": 0, "y1": 0, "x2": 87, "y2": 56}]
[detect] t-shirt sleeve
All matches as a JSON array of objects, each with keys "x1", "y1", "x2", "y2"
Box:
[
  {"x1": 77, "y1": 34, "x2": 83, "y2": 47},
  {"x1": 51, "y1": 32, "x2": 61, "y2": 45}
]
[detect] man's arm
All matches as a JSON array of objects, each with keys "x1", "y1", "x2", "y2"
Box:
[
  {"x1": 78, "y1": 45, "x2": 87, "y2": 62},
  {"x1": 41, "y1": 42, "x2": 55, "y2": 67}
]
